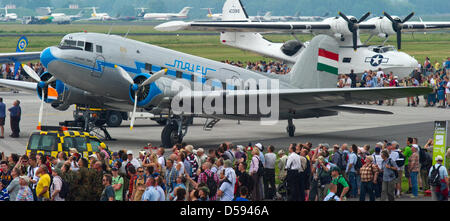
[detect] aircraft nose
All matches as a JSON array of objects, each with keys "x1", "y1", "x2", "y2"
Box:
[{"x1": 40, "y1": 47, "x2": 57, "y2": 69}]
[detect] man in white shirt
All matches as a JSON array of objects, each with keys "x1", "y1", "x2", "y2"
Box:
[
  {"x1": 264, "y1": 145, "x2": 277, "y2": 199},
  {"x1": 157, "y1": 148, "x2": 166, "y2": 169},
  {"x1": 126, "y1": 150, "x2": 141, "y2": 171},
  {"x1": 286, "y1": 145, "x2": 302, "y2": 201},
  {"x1": 344, "y1": 75, "x2": 352, "y2": 88}
]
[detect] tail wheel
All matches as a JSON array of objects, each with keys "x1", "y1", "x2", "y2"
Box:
[{"x1": 161, "y1": 122, "x2": 182, "y2": 148}]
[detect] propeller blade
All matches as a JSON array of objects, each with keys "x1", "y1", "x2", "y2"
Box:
[
  {"x1": 46, "y1": 76, "x2": 57, "y2": 84},
  {"x1": 383, "y1": 11, "x2": 395, "y2": 23},
  {"x1": 22, "y1": 64, "x2": 41, "y2": 82},
  {"x1": 397, "y1": 31, "x2": 402, "y2": 50},
  {"x1": 38, "y1": 88, "x2": 45, "y2": 127},
  {"x1": 403, "y1": 12, "x2": 415, "y2": 23},
  {"x1": 358, "y1": 12, "x2": 371, "y2": 23},
  {"x1": 353, "y1": 30, "x2": 358, "y2": 51},
  {"x1": 130, "y1": 92, "x2": 138, "y2": 131},
  {"x1": 139, "y1": 69, "x2": 167, "y2": 87},
  {"x1": 338, "y1": 11, "x2": 351, "y2": 23},
  {"x1": 115, "y1": 65, "x2": 134, "y2": 85}
]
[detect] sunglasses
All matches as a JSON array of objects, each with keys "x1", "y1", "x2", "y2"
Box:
[{"x1": 138, "y1": 171, "x2": 144, "y2": 173}]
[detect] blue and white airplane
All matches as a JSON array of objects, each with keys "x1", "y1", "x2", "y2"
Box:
[{"x1": 0, "y1": 32, "x2": 431, "y2": 147}]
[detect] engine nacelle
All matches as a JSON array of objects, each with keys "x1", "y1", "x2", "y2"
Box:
[
  {"x1": 327, "y1": 17, "x2": 353, "y2": 36},
  {"x1": 129, "y1": 73, "x2": 168, "y2": 109},
  {"x1": 281, "y1": 40, "x2": 304, "y2": 56},
  {"x1": 367, "y1": 17, "x2": 397, "y2": 36},
  {"x1": 37, "y1": 72, "x2": 105, "y2": 111}
]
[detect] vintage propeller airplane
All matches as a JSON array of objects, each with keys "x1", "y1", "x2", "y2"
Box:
[
  {"x1": 0, "y1": 31, "x2": 431, "y2": 147},
  {"x1": 155, "y1": 0, "x2": 450, "y2": 78}
]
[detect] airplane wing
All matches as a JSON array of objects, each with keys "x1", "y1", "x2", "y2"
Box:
[
  {"x1": 0, "y1": 79, "x2": 37, "y2": 93},
  {"x1": 0, "y1": 52, "x2": 41, "y2": 63},
  {"x1": 173, "y1": 86, "x2": 431, "y2": 118},
  {"x1": 155, "y1": 20, "x2": 330, "y2": 33}
]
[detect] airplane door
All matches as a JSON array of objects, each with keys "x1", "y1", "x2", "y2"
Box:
[{"x1": 91, "y1": 55, "x2": 105, "y2": 78}]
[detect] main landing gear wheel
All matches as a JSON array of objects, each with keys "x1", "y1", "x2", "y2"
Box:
[
  {"x1": 161, "y1": 121, "x2": 182, "y2": 148},
  {"x1": 286, "y1": 119, "x2": 295, "y2": 137},
  {"x1": 106, "y1": 111, "x2": 123, "y2": 127}
]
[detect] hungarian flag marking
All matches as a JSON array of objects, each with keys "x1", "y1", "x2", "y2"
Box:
[{"x1": 317, "y1": 48, "x2": 339, "y2": 75}]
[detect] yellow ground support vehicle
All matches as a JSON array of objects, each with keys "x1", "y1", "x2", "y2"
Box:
[{"x1": 26, "y1": 126, "x2": 110, "y2": 159}]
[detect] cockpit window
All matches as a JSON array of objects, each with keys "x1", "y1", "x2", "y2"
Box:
[
  {"x1": 96, "y1": 45, "x2": 103, "y2": 53},
  {"x1": 77, "y1": 41, "x2": 85, "y2": 47},
  {"x1": 85, "y1": 42, "x2": 93, "y2": 52},
  {"x1": 58, "y1": 39, "x2": 83, "y2": 50}
]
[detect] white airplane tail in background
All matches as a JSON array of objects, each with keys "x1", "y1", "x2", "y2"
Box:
[
  {"x1": 288, "y1": 35, "x2": 339, "y2": 89},
  {"x1": 179, "y1": 7, "x2": 191, "y2": 16},
  {"x1": 222, "y1": 0, "x2": 248, "y2": 21}
]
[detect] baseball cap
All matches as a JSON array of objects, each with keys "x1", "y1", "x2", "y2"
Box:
[
  {"x1": 89, "y1": 154, "x2": 97, "y2": 159},
  {"x1": 127, "y1": 150, "x2": 133, "y2": 155},
  {"x1": 278, "y1": 150, "x2": 285, "y2": 155},
  {"x1": 255, "y1": 143, "x2": 263, "y2": 150},
  {"x1": 436, "y1": 156, "x2": 443, "y2": 162}
]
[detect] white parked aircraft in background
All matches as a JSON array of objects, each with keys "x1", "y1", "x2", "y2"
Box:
[
  {"x1": 87, "y1": 7, "x2": 113, "y2": 21},
  {"x1": 0, "y1": 7, "x2": 17, "y2": 21},
  {"x1": 203, "y1": 8, "x2": 222, "y2": 20},
  {"x1": 143, "y1": 7, "x2": 192, "y2": 21},
  {"x1": 156, "y1": 0, "x2": 450, "y2": 78}
]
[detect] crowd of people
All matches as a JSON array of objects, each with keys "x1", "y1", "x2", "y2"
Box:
[
  {"x1": 0, "y1": 137, "x2": 449, "y2": 202},
  {"x1": 0, "y1": 62, "x2": 45, "y2": 81},
  {"x1": 223, "y1": 60, "x2": 291, "y2": 75}
]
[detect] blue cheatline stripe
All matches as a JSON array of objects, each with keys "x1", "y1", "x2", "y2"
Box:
[{"x1": 53, "y1": 56, "x2": 235, "y2": 90}]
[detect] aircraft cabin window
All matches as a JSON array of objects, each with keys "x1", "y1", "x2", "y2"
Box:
[
  {"x1": 85, "y1": 42, "x2": 93, "y2": 52},
  {"x1": 77, "y1": 41, "x2": 85, "y2": 47},
  {"x1": 96, "y1": 45, "x2": 103, "y2": 53},
  {"x1": 343, "y1": 58, "x2": 351, "y2": 63}
]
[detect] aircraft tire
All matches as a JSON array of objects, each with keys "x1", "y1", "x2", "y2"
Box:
[
  {"x1": 106, "y1": 111, "x2": 123, "y2": 127},
  {"x1": 161, "y1": 122, "x2": 182, "y2": 148}
]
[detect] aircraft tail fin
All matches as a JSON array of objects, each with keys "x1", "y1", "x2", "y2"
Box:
[
  {"x1": 14, "y1": 36, "x2": 28, "y2": 79},
  {"x1": 222, "y1": 0, "x2": 248, "y2": 21},
  {"x1": 288, "y1": 35, "x2": 339, "y2": 89},
  {"x1": 179, "y1": 7, "x2": 191, "y2": 16}
]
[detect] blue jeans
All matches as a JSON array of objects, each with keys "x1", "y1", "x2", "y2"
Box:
[
  {"x1": 411, "y1": 172, "x2": 418, "y2": 197},
  {"x1": 348, "y1": 172, "x2": 357, "y2": 198},
  {"x1": 360, "y1": 182, "x2": 375, "y2": 201}
]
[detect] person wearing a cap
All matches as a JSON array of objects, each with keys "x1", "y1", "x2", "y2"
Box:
[
  {"x1": 126, "y1": 150, "x2": 141, "y2": 171},
  {"x1": 16, "y1": 176, "x2": 33, "y2": 201},
  {"x1": 428, "y1": 155, "x2": 448, "y2": 201},
  {"x1": 329, "y1": 167, "x2": 349, "y2": 201}
]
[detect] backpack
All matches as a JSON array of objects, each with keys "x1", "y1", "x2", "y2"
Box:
[
  {"x1": 256, "y1": 156, "x2": 264, "y2": 177},
  {"x1": 342, "y1": 152, "x2": 349, "y2": 166},
  {"x1": 58, "y1": 176, "x2": 70, "y2": 199},
  {"x1": 354, "y1": 155, "x2": 363, "y2": 171},
  {"x1": 428, "y1": 165, "x2": 442, "y2": 187},
  {"x1": 395, "y1": 151, "x2": 405, "y2": 167},
  {"x1": 205, "y1": 172, "x2": 218, "y2": 198},
  {"x1": 334, "y1": 151, "x2": 345, "y2": 171},
  {"x1": 419, "y1": 147, "x2": 432, "y2": 168}
]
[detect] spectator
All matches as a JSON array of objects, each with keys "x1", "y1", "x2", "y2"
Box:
[
  {"x1": 429, "y1": 156, "x2": 448, "y2": 201},
  {"x1": 346, "y1": 144, "x2": 358, "y2": 198},
  {"x1": 8, "y1": 100, "x2": 21, "y2": 138},
  {"x1": 142, "y1": 176, "x2": 159, "y2": 201},
  {"x1": 381, "y1": 150, "x2": 398, "y2": 201},
  {"x1": 100, "y1": 174, "x2": 115, "y2": 201},
  {"x1": 165, "y1": 159, "x2": 177, "y2": 195},
  {"x1": 233, "y1": 186, "x2": 250, "y2": 201},
  {"x1": 50, "y1": 168, "x2": 64, "y2": 201},
  {"x1": 372, "y1": 144, "x2": 383, "y2": 198},
  {"x1": 217, "y1": 168, "x2": 234, "y2": 201},
  {"x1": 0, "y1": 179, "x2": 9, "y2": 201},
  {"x1": 111, "y1": 167, "x2": 124, "y2": 201},
  {"x1": 6, "y1": 167, "x2": 20, "y2": 201},
  {"x1": 403, "y1": 138, "x2": 413, "y2": 194},
  {"x1": 0, "y1": 97, "x2": 5, "y2": 138},
  {"x1": 330, "y1": 167, "x2": 349, "y2": 201},
  {"x1": 16, "y1": 176, "x2": 33, "y2": 201},
  {"x1": 36, "y1": 165, "x2": 50, "y2": 201},
  {"x1": 249, "y1": 148, "x2": 263, "y2": 201},
  {"x1": 316, "y1": 156, "x2": 332, "y2": 201},
  {"x1": 408, "y1": 144, "x2": 420, "y2": 198},
  {"x1": 185, "y1": 145, "x2": 199, "y2": 180},
  {"x1": 286, "y1": 144, "x2": 301, "y2": 201},
  {"x1": 277, "y1": 150, "x2": 288, "y2": 182},
  {"x1": 359, "y1": 156, "x2": 379, "y2": 201},
  {"x1": 125, "y1": 150, "x2": 141, "y2": 172},
  {"x1": 263, "y1": 145, "x2": 276, "y2": 199}
]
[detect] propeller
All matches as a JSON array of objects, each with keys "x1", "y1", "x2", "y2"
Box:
[
  {"x1": 22, "y1": 64, "x2": 57, "y2": 126},
  {"x1": 383, "y1": 12, "x2": 414, "y2": 50},
  {"x1": 115, "y1": 65, "x2": 167, "y2": 130},
  {"x1": 338, "y1": 12, "x2": 371, "y2": 51}
]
